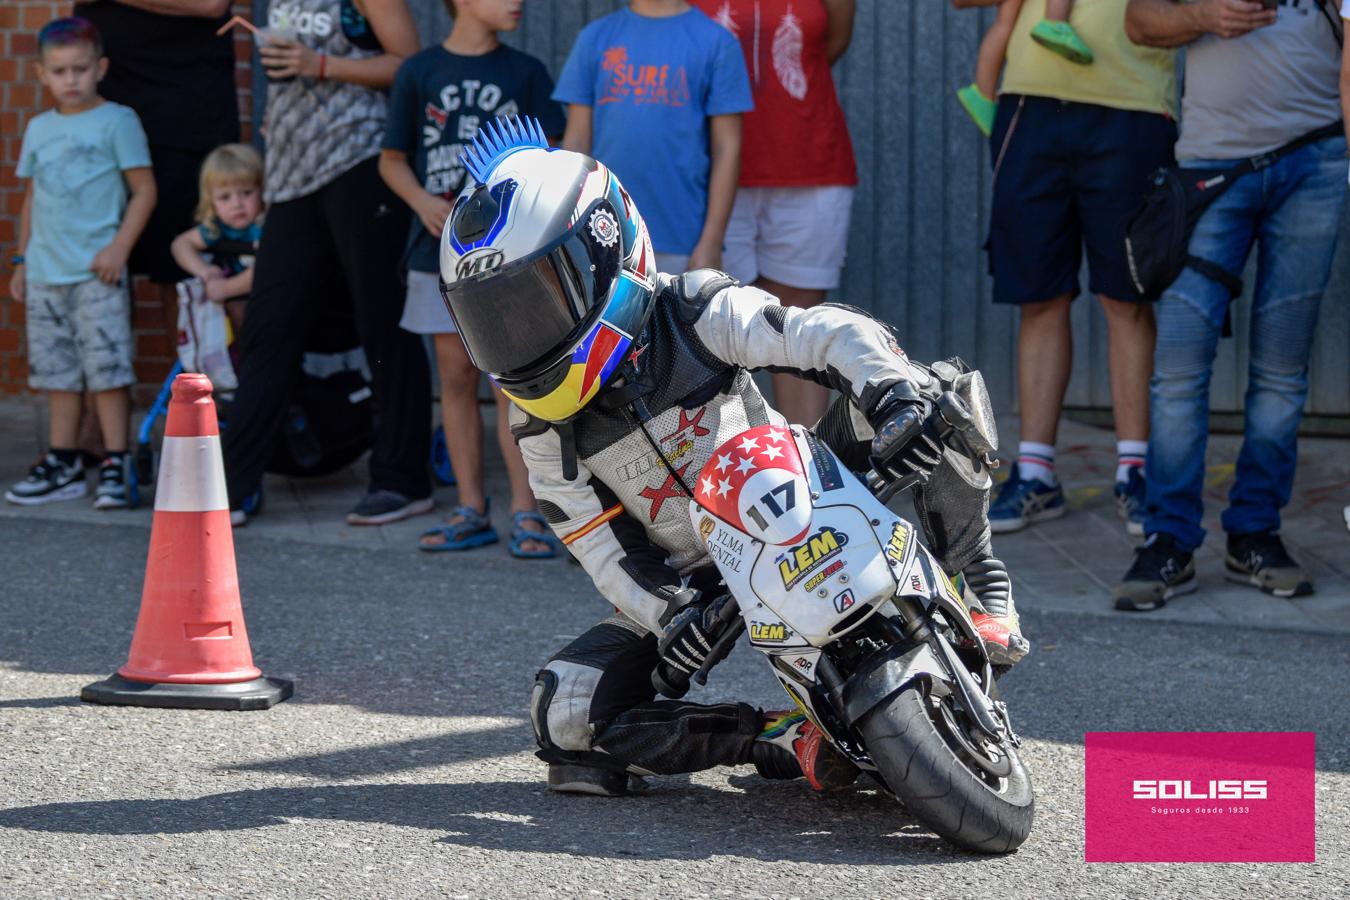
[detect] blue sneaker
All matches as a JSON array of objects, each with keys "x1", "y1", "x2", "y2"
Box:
[
  {"x1": 1114, "y1": 468, "x2": 1146, "y2": 536},
  {"x1": 989, "y1": 468, "x2": 1066, "y2": 534}
]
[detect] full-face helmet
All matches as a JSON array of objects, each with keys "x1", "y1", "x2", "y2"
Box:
[{"x1": 439, "y1": 116, "x2": 656, "y2": 423}]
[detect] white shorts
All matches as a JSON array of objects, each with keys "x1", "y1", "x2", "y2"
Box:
[
  {"x1": 722, "y1": 185, "x2": 855, "y2": 291},
  {"x1": 399, "y1": 269, "x2": 456, "y2": 335}
]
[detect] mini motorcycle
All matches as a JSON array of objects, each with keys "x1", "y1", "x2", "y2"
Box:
[{"x1": 659, "y1": 364, "x2": 1033, "y2": 853}]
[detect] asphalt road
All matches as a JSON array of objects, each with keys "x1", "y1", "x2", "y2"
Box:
[{"x1": 2, "y1": 517, "x2": 1347, "y2": 899}]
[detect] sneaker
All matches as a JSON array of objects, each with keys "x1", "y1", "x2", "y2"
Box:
[
  {"x1": 961, "y1": 557, "x2": 1030, "y2": 666},
  {"x1": 1113, "y1": 533, "x2": 1197, "y2": 611},
  {"x1": 1030, "y1": 19, "x2": 1094, "y2": 65},
  {"x1": 346, "y1": 490, "x2": 434, "y2": 526},
  {"x1": 93, "y1": 457, "x2": 128, "y2": 510},
  {"x1": 5, "y1": 453, "x2": 87, "y2": 506},
  {"x1": 1225, "y1": 531, "x2": 1313, "y2": 598},
  {"x1": 989, "y1": 468, "x2": 1066, "y2": 533},
  {"x1": 956, "y1": 83, "x2": 996, "y2": 138},
  {"x1": 1114, "y1": 468, "x2": 1146, "y2": 537},
  {"x1": 752, "y1": 711, "x2": 859, "y2": 791}
]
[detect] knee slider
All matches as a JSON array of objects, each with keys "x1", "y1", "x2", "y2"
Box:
[{"x1": 529, "y1": 660, "x2": 603, "y2": 754}]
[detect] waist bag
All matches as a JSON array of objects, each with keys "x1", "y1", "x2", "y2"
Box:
[{"x1": 1124, "y1": 122, "x2": 1343, "y2": 324}]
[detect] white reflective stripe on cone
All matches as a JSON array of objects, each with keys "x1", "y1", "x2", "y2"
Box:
[{"x1": 154, "y1": 435, "x2": 229, "y2": 512}]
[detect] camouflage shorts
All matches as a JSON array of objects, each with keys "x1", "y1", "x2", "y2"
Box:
[{"x1": 25, "y1": 278, "x2": 135, "y2": 392}]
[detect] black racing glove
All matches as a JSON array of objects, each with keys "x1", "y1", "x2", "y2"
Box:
[
  {"x1": 866, "y1": 382, "x2": 946, "y2": 490},
  {"x1": 652, "y1": 591, "x2": 738, "y2": 698}
]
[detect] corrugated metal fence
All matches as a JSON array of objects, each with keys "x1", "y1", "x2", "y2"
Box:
[{"x1": 391, "y1": 0, "x2": 1349, "y2": 419}]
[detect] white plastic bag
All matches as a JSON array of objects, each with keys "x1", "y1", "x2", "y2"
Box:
[{"x1": 175, "y1": 278, "x2": 238, "y2": 392}]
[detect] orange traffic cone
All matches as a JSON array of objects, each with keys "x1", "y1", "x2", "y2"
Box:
[{"x1": 82, "y1": 373, "x2": 292, "y2": 710}]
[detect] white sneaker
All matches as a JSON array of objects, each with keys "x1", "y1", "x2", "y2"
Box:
[{"x1": 5, "y1": 454, "x2": 87, "y2": 505}]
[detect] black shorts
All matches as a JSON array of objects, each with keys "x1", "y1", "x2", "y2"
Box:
[{"x1": 987, "y1": 95, "x2": 1176, "y2": 305}]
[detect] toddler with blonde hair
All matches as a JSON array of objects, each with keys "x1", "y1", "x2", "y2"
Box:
[{"x1": 170, "y1": 143, "x2": 265, "y2": 330}]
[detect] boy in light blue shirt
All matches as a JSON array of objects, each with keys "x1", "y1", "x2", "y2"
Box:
[
  {"x1": 554, "y1": 0, "x2": 752, "y2": 273},
  {"x1": 6, "y1": 17, "x2": 156, "y2": 510}
]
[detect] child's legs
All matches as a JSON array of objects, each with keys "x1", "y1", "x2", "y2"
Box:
[
  {"x1": 91, "y1": 389, "x2": 131, "y2": 453},
  {"x1": 48, "y1": 392, "x2": 82, "y2": 449},
  {"x1": 1045, "y1": 0, "x2": 1072, "y2": 21},
  {"x1": 24, "y1": 281, "x2": 85, "y2": 449},
  {"x1": 976, "y1": 0, "x2": 1022, "y2": 99},
  {"x1": 435, "y1": 331, "x2": 486, "y2": 512},
  {"x1": 70, "y1": 278, "x2": 135, "y2": 453}
]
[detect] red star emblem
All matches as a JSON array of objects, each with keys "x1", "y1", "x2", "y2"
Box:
[
  {"x1": 661, "y1": 406, "x2": 710, "y2": 444},
  {"x1": 639, "y1": 463, "x2": 691, "y2": 522}
]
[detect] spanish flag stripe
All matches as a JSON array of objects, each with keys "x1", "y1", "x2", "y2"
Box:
[{"x1": 561, "y1": 504, "x2": 624, "y2": 545}]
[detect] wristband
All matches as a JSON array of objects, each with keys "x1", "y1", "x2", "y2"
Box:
[
  {"x1": 317, "y1": 53, "x2": 326, "y2": 82},
  {"x1": 9, "y1": 254, "x2": 23, "y2": 269}
]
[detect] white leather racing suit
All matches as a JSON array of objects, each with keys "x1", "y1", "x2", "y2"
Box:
[{"x1": 521, "y1": 270, "x2": 996, "y2": 780}]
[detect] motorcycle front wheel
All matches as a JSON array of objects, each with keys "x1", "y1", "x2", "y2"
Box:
[{"x1": 859, "y1": 683, "x2": 1034, "y2": 854}]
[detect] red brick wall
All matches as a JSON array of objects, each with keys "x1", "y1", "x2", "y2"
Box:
[{"x1": 0, "y1": 1, "x2": 256, "y2": 399}]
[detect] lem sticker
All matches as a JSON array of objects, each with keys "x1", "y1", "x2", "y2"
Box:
[
  {"x1": 777, "y1": 527, "x2": 848, "y2": 590},
  {"x1": 884, "y1": 522, "x2": 910, "y2": 565},
  {"x1": 750, "y1": 622, "x2": 788, "y2": 642}
]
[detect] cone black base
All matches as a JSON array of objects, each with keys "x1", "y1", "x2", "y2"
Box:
[{"x1": 80, "y1": 674, "x2": 293, "y2": 710}]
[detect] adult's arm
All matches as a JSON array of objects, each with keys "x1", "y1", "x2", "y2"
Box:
[
  {"x1": 1125, "y1": 0, "x2": 1276, "y2": 47},
  {"x1": 561, "y1": 104, "x2": 593, "y2": 154},
  {"x1": 689, "y1": 114, "x2": 742, "y2": 271},
  {"x1": 259, "y1": 0, "x2": 420, "y2": 89},
  {"x1": 823, "y1": 0, "x2": 856, "y2": 64},
  {"x1": 105, "y1": 0, "x2": 232, "y2": 17}
]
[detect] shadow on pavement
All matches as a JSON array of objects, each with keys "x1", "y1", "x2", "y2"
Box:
[
  {"x1": 0, "y1": 779, "x2": 979, "y2": 866},
  {"x1": 222, "y1": 723, "x2": 533, "y2": 780},
  {"x1": 0, "y1": 696, "x2": 83, "y2": 709}
]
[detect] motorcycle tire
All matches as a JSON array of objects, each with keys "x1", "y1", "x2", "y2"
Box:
[{"x1": 860, "y1": 684, "x2": 1034, "y2": 854}]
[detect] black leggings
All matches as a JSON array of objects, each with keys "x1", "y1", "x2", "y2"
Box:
[{"x1": 223, "y1": 157, "x2": 430, "y2": 506}]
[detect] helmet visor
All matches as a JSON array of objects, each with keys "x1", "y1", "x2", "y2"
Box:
[{"x1": 442, "y1": 227, "x2": 619, "y2": 377}]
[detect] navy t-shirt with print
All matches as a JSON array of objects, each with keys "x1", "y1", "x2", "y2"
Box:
[{"x1": 384, "y1": 44, "x2": 565, "y2": 273}]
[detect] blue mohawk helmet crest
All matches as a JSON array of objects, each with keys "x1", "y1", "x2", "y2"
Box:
[{"x1": 461, "y1": 115, "x2": 550, "y2": 186}]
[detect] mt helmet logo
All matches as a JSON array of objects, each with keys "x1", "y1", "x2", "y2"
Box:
[
  {"x1": 455, "y1": 248, "x2": 505, "y2": 278},
  {"x1": 588, "y1": 208, "x2": 619, "y2": 247}
]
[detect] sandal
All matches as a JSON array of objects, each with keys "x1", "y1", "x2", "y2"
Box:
[
  {"x1": 510, "y1": 510, "x2": 562, "y2": 559},
  {"x1": 419, "y1": 503, "x2": 498, "y2": 552}
]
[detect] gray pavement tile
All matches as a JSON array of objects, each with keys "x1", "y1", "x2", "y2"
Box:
[{"x1": 1193, "y1": 582, "x2": 1332, "y2": 632}]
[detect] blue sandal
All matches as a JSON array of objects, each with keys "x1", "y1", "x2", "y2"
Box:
[
  {"x1": 510, "y1": 510, "x2": 562, "y2": 559},
  {"x1": 419, "y1": 504, "x2": 498, "y2": 552}
]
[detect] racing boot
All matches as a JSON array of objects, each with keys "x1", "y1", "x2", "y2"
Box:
[
  {"x1": 546, "y1": 762, "x2": 649, "y2": 797},
  {"x1": 960, "y1": 556, "x2": 1030, "y2": 667},
  {"x1": 751, "y1": 710, "x2": 859, "y2": 791}
]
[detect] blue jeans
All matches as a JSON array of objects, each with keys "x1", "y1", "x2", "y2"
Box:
[{"x1": 1145, "y1": 135, "x2": 1347, "y2": 552}]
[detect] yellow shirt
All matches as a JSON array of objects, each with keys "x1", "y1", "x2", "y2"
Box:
[{"x1": 1001, "y1": 0, "x2": 1178, "y2": 118}]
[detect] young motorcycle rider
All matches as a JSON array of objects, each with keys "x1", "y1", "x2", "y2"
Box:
[{"x1": 439, "y1": 117, "x2": 1029, "y2": 796}]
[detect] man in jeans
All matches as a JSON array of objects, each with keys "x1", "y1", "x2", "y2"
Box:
[
  {"x1": 953, "y1": 0, "x2": 1178, "y2": 538},
  {"x1": 1114, "y1": 0, "x2": 1347, "y2": 610}
]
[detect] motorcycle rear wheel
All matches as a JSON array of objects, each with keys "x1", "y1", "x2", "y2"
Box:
[{"x1": 860, "y1": 683, "x2": 1034, "y2": 854}]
